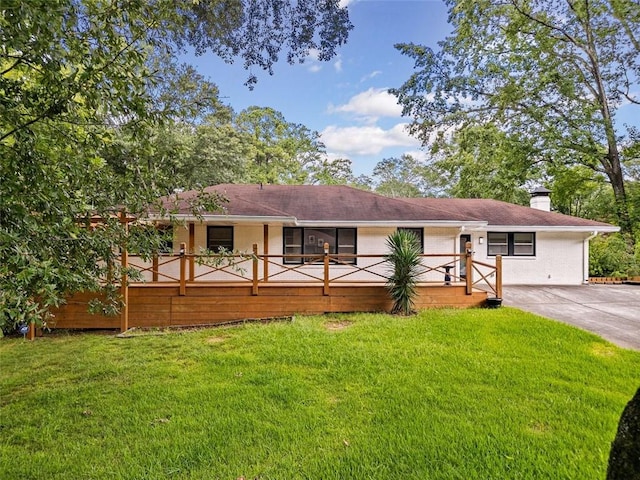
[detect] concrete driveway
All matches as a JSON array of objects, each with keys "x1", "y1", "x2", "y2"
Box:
[{"x1": 502, "y1": 285, "x2": 640, "y2": 350}]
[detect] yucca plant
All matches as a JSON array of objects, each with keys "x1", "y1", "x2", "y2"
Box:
[{"x1": 385, "y1": 230, "x2": 422, "y2": 315}]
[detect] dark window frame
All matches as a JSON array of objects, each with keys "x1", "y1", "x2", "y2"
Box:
[
  {"x1": 487, "y1": 232, "x2": 536, "y2": 257},
  {"x1": 207, "y1": 226, "x2": 234, "y2": 252},
  {"x1": 283, "y1": 227, "x2": 357, "y2": 265}
]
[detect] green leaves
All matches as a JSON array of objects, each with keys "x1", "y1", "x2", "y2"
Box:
[
  {"x1": 0, "y1": 0, "x2": 351, "y2": 330},
  {"x1": 235, "y1": 106, "x2": 326, "y2": 185},
  {"x1": 393, "y1": 0, "x2": 640, "y2": 234},
  {"x1": 385, "y1": 230, "x2": 423, "y2": 315}
]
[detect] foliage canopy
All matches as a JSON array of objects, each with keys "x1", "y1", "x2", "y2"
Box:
[
  {"x1": 392, "y1": 0, "x2": 640, "y2": 235},
  {"x1": 0, "y1": 0, "x2": 351, "y2": 330}
]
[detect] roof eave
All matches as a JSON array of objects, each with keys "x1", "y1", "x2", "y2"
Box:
[
  {"x1": 295, "y1": 220, "x2": 487, "y2": 228},
  {"x1": 471, "y1": 225, "x2": 620, "y2": 233},
  {"x1": 148, "y1": 214, "x2": 297, "y2": 225},
  {"x1": 148, "y1": 215, "x2": 487, "y2": 228}
]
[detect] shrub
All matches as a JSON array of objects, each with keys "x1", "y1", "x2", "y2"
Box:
[
  {"x1": 385, "y1": 230, "x2": 422, "y2": 315},
  {"x1": 590, "y1": 233, "x2": 639, "y2": 277}
]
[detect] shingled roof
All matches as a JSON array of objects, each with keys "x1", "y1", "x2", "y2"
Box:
[
  {"x1": 156, "y1": 184, "x2": 617, "y2": 231},
  {"x1": 160, "y1": 184, "x2": 481, "y2": 225},
  {"x1": 401, "y1": 197, "x2": 616, "y2": 229}
]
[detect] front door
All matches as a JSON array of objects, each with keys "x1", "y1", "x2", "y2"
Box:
[{"x1": 460, "y1": 234, "x2": 471, "y2": 279}]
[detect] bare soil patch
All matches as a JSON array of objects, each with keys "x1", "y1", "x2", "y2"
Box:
[{"x1": 324, "y1": 320, "x2": 352, "y2": 331}]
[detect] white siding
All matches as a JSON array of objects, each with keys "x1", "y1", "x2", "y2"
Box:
[
  {"x1": 138, "y1": 222, "x2": 589, "y2": 286},
  {"x1": 472, "y1": 231, "x2": 588, "y2": 285}
]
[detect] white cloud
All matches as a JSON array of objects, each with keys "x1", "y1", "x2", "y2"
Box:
[
  {"x1": 307, "y1": 48, "x2": 320, "y2": 61},
  {"x1": 308, "y1": 64, "x2": 322, "y2": 73},
  {"x1": 360, "y1": 70, "x2": 382, "y2": 83},
  {"x1": 402, "y1": 149, "x2": 429, "y2": 162},
  {"x1": 334, "y1": 58, "x2": 343, "y2": 73},
  {"x1": 328, "y1": 88, "x2": 403, "y2": 122},
  {"x1": 321, "y1": 123, "x2": 421, "y2": 156}
]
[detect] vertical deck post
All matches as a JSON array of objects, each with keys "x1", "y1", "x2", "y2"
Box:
[
  {"x1": 27, "y1": 322, "x2": 35, "y2": 341},
  {"x1": 465, "y1": 241, "x2": 473, "y2": 295},
  {"x1": 252, "y1": 244, "x2": 259, "y2": 296},
  {"x1": 152, "y1": 254, "x2": 159, "y2": 282},
  {"x1": 495, "y1": 255, "x2": 503, "y2": 299},
  {"x1": 323, "y1": 242, "x2": 330, "y2": 296},
  {"x1": 188, "y1": 223, "x2": 195, "y2": 281},
  {"x1": 263, "y1": 225, "x2": 269, "y2": 282},
  {"x1": 179, "y1": 242, "x2": 186, "y2": 296},
  {"x1": 120, "y1": 210, "x2": 129, "y2": 333}
]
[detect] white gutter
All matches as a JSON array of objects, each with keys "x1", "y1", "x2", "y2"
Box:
[
  {"x1": 294, "y1": 220, "x2": 487, "y2": 228},
  {"x1": 148, "y1": 214, "x2": 488, "y2": 229},
  {"x1": 148, "y1": 214, "x2": 296, "y2": 225},
  {"x1": 467, "y1": 225, "x2": 620, "y2": 233}
]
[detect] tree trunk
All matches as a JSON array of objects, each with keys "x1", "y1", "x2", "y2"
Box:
[
  {"x1": 582, "y1": 13, "x2": 634, "y2": 238},
  {"x1": 602, "y1": 149, "x2": 633, "y2": 237},
  {"x1": 607, "y1": 387, "x2": 640, "y2": 480}
]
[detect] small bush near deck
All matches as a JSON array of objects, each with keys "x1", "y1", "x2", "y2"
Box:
[
  {"x1": 1, "y1": 309, "x2": 639, "y2": 479},
  {"x1": 385, "y1": 229, "x2": 422, "y2": 315}
]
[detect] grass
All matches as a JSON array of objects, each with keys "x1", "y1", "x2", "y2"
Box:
[{"x1": 1, "y1": 308, "x2": 639, "y2": 479}]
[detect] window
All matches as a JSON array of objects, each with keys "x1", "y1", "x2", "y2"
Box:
[
  {"x1": 284, "y1": 227, "x2": 302, "y2": 264},
  {"x1": 487, "y1": 232, "x2": 535, "y2": 256},
  {"x1": 398, "y1": 227, "x2": 424, "y2": 252},
  {"x1": 487, "y1": 233, "x2": 509, "y2": 256},
  {"x1": 513, "y1": 233, "x2": 535, "y2": 256},
  {"x1": 207, "y1": 226, "x2": 234, "y2": 252},
  {"x1": 283, "y1": 227, "x2": 357, "y2": 264}
]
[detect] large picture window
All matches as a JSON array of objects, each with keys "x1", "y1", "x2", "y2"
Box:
[
  {"x1": 487, "y1": 232, "x2": 535, "y2": 256},
  {"x1": 283, "y1": 227, "x2": 357, "y2": 264},
  {"x1": 207, "y1": 226, "x2": 234, "y2": 252}
]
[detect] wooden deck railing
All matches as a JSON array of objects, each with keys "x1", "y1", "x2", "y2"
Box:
[
  {"x1": 123, "y1": 242, "x2": 502, "y2": 298},
  {"x1": 107, "y1": 241, "x2": 501, "y2": 332}
]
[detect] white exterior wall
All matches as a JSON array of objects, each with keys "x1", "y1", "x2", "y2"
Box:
[
  {"x1": 133, "y1": 223, "x2": 589, "y2": 286},
  {"x1": 471, "y1": 231, "x2": 589, "y2": 285}
]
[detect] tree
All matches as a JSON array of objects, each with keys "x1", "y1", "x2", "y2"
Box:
[
  {"x1": 393, "y1": 0, "x2": 640, "y2": 236},
  {"x1": 235, "y1": 106, "x2": 326, "y2": 184},
  {"x1": 428, "y1": 124, "x2": 539, "y2": 204},
  {"x1": 0, "y1": 0, "x2": 352, "y2": 331},
  {"x1": 372, "y1": 154, "x2": 437, "y2": 198},
  {"x1": 607, "y1": 386, "x2": 640, "y2": 479},
  {"x1": 546, "y1": 164, "x2": 611, "y2": 218},
  {"x1": 173, "y1": 0, "x2": 352, "y2": 88},
  {"x1": 308, "y1": 157, "x2": 356, "y2": 185}
]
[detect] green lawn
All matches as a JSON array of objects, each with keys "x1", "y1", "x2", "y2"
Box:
[{"x1": 1, "y1": 308, "x2": 638, "y2": 479}]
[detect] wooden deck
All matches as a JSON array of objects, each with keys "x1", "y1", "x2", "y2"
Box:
[
  {"x1": 48, "y1": 244, "x2": 501, "y2": 331},
  {"x1": 50, "y1": 283, "x2": 489, "y2": 330}
]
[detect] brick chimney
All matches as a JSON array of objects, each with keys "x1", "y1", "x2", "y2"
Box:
[{"x1": 530, "y1": 186, "x2": 551, "y2": 211}]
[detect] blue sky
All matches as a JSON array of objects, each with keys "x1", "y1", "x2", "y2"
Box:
[
  {"x1": 184, "y1": 0, "x2": 451, "y2": 177},
  {"x1": 182, "y1": 0, "x2": 640, "y2": 179}
]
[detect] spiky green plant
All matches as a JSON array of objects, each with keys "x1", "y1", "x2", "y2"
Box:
[{"x1": 385, "y1": 230, "x2": 422, "y2": 315}]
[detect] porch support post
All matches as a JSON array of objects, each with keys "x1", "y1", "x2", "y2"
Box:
[
  {"x1": 152, "y1": 254, "x2": 159, "y2": 282},
  {"x1": 188, "y1": 223, "x2": 195, "y2": 281},
  {"x1": 495, "y1": 255, "x2": 503, "y2": 299},
  {"x1": 323, "y1": 242, "x2": 330, "y2": 296},
  {"x1": 252, "y1": 244, "x2": 259, "y2": 295},
  {"x1": 465, "y1": 241, "x2": 473, "y2": 295},
  {"x1": 120, "y1": 210, "x2": 129, "y2": 333},
  {"x1": 179, "y1": 242, "x2": 186, "y2": 296},
  {"x1": 263, "y1": 225, "x2": 269, "y2": 282}
]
